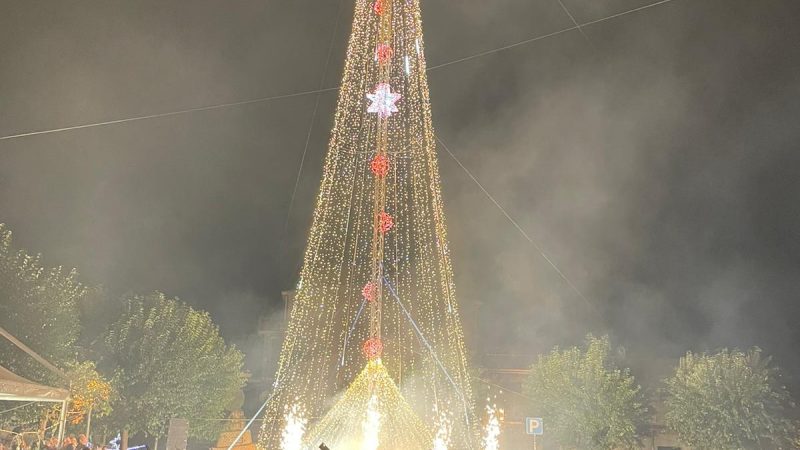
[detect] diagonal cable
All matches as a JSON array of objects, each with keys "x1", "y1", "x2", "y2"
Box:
[
  {"x1": 557, "y1": 0, "x2": 590, "y2": 43},
  {"x1": 340, "y1": 297, "x2": 368, "y2": 367},
  {"x1": 436, "y1": 135, "x2": 599, "y2": 316},
  {"x1": 382, "y1": 275, "x2": 476, "y2": 440},
  {"x1": 426, "y1": 0, "x2": 678, "y2": 70},
  {"x1": 0, "y1": 0, "x2": 681, "y2": 142},
  {"x1": 283, "y1": 0, "x2": 347, "y2": 236},
  {"x1": 0, "y1": 87, "x2": 338, "y2": 141}
]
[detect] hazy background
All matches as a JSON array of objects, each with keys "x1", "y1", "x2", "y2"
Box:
[{"x1": 1, "y1": 0, "x2": 799, "y2": 388}]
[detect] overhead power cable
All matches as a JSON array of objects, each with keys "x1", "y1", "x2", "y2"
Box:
[
  {"x1": 0, "y1": 0, "x2": 680, "y2": 142},
  {"x1": 283, "y1": 0, "x2": 347, "y2": 236},
  {"x1": 425, "y1": 0, "x2": 678, "y2": 70},
  {"x1": 436, "y1": 135, "x2": 599, "y2": 317},
  {"x1": 222, "y1": 10, "x2": 348, "y2": 448},
  {"x1": 556, "y1": 0, "x2": 590, "y2": 43},
  {"x1": 0, "y1": 88, "x2": 338, "y2": 141}
]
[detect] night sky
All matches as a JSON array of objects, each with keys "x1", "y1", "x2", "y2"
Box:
[{"x1": 1, "y1": 0, "x2": 799, "y2": 387}]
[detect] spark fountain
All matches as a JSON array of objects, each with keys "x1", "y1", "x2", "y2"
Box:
[
  {"x1": 258, "y1": 0, "x2": 476, "y2": 448},
  {"x1": 280, "y1": 404, "x2": 307, "y2": 450},
  {"x1": 482, "y1": 405, "x2": 502, "y2": 450}
]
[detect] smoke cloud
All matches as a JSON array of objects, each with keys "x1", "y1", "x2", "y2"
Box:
[{"x1": 1, "y1": 0, "x2": 799, "y2": 393}]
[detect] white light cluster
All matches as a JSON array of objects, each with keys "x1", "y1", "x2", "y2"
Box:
[
  {"x1": 482, "y1": 405, "x2": 501, "y2": 450},
  {"x1": 258, "y1": 0, "x2": 476, "y2": 446},
  {"x1": 361, "y1": 395, "x2": 382, "y2": 450},
  {"x1": 280, "y1": 403, "x2": 307, "y2": 450},
  {"x1": 432, "y1": 412, "x2": 452, "y2": 450}
]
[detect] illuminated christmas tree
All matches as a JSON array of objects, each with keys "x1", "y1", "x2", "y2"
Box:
[{"x1": 258, "y1": 0, "x2": 476, "y2": 448}]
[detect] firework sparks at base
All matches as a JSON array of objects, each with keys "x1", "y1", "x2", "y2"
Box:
[
  {"x1": 300, "y1": 360, "x2": 433, "y2": 450},
  {"x1": 280, "y1": 403, "x2": 307, "y2": 450},
  {"x1": 361, "y1": 395, "x2": 381, "y2": 450},
  {"x1": 432, "y1": 411, "x2": 452, "y2": 450},
  {"x1": 482, "y1": 404, "x2": 502, "y2": 450}
]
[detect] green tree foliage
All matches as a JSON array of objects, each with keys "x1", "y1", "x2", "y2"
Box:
[
  {"x1": 76, "y1": 286, "x2": 123, "y2": 351},
  {"x1": 99, "y1": 292, "x2": 246, "y2": 440},
  {"x1": 0, "y1": 224, "x2": 85, "y2": 382},
  {"x1": 522, "y1": 335, "x2": 649, "y2": 449},
  {"x1": 664, "y1": 348, "x2": 798, "y2": 449},
  {"x1": 0, "y1": 224, "x2": 86, "y2": 432}
]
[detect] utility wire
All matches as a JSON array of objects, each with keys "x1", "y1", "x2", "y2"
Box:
[
  {"x1": 557, "y1": 0, "x2": 590, "y2": 43},
  {"x1": 224, "y1": 8, "x2": 345, "y2": 447},
  {"x1": 427, "y1": 0, "x2": 678, "y2": 70},
  {"x1": 382, "y1": 275, "x2": 477, "y2": 447},
  {"x1": 340, "y1": 297, "x2": 368, "y2": 367},
  {"x1": 582, "y1": 0, "x2": 678, "y2": 27},
  {"x1": 0, "y1": 0, "x2": 668, "y2": 316},
  {"x1": 436, "y1": 135, "x2": 598, "y2": 315},
  {"x1": 240, "y1": 16, "x2": 353, "y2": 447},
  {"x1": 0, "y1": 0, "x2": 680, "y2": 142},
  {"x1": 425, "y1": 28, "x2": 574, "y2": 71},
  {"x1": 283, "y1": 0, "x2": 347, "y2": 236},
  {"x1": 0, "y1": 87, "x2": 338, "y2": 141},
  {"x1": 473, "y1": 376, "x2": 535, "y2": 403}
]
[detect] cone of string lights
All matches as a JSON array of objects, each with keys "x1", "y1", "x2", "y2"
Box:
[
  {"x1": 301, "y1": 360, "x2": 433, "y2": 449},
  {"x1": 258, "y1": 0, "x2": 476, "y2": 448}
]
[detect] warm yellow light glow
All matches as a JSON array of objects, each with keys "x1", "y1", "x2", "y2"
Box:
[
  {"x1": 258, "y1": 0, "x2": 475, "y2": 447},
  {"x1": 361, "y1": 395, "x2": 381, "y2": 450},
  {"x1": 432, "y1": 411, "x2": 452, "y2": 450},
  {"x1": 280, "y1": 403, "x2": 307, "y2": 450},
  {"x1": 302, "y1": 361, "x2": 432, "y2": 450}
]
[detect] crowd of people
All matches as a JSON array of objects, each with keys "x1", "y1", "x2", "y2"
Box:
[{"x1": 0, "y1": 434, "x2": 94, "y2": 450}]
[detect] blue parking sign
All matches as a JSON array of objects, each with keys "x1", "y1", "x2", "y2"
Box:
[{"x1": 526, "y1": 417, "x2": 543, "y2": 435}]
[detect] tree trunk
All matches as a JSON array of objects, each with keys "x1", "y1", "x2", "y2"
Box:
[
  {"x1": 153, "y1": 437, "x2": 159, "y2": 450},
  {"x1": 121, "y1": 429, "x2": 129, "y2": 450}
]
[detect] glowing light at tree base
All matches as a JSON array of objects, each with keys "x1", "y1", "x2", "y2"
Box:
[
  {"x1": 361, "y1": 395, "x2": 381, "y2": 450},
  {"x1": 432, "y1": 411, "x2": 452, "y2": 450},
  {"x1": 301, "y1": 360, "x2": 432, "y2": 450},
  {"x1": 257, "y1": 0, "x2": 476, "y2": 447},
  {"x1": 482, "y1": 405, "x2": 502, "y2": 450},
  {"x1": 280, "y1": 403, "x2": 307, "y2": 450}
]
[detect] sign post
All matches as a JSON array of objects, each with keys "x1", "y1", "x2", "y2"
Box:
[{"x1": 525, "y1": 417, "x2": 543, "y2": 449}]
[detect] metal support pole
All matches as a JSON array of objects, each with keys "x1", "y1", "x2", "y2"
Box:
[
  {"x1": 86, "y1": 405, "x2": 93, "y2": 439},
  {"x1": 0, "y1": 326, "x2": 66, "y2": 380},
  {"x1": 225, "y1": 390, "x2": 276, "y2": 450},
  {"x1": 56, "y1": 400, "x2": 68, "y2": 444}
]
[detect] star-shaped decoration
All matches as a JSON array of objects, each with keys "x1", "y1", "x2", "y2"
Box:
[{"x1": 366, "y1": 83, "x2": 401, "y2": 118}]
